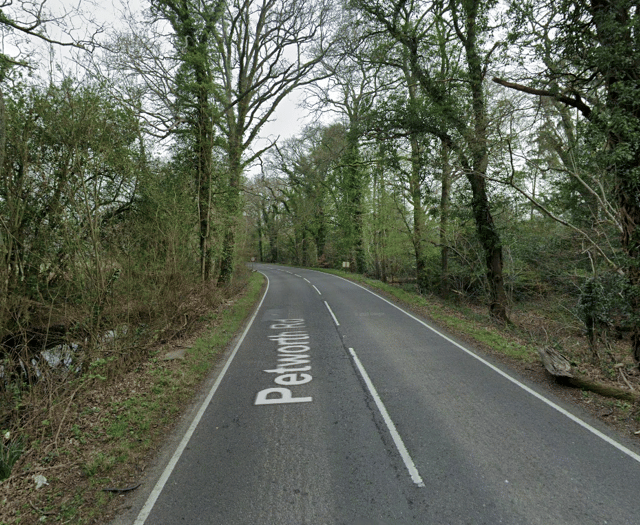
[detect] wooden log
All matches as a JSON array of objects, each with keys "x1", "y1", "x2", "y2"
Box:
[
  {"x1": 537, "y1": 346, "x2": 573, "y2": 378},
  {"x1": 537, "y1": 346, "x2": 640, "y2": 403}
]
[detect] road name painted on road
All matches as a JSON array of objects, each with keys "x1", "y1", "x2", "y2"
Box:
[{"x1": 254, "y1": 319, "x2": 313, "y2": 405}]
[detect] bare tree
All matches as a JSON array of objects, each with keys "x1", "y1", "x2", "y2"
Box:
[{"x1": 213, "y1": 0, "x2": 336, "y2": 282}]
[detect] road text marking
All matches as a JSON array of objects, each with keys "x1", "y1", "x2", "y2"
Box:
[
  {"x1": 255, "y1": 319, "x2": 313, "y2": 405},
  {"x1": 349, "y1": 347, "x2": 425, "y2": 487}
]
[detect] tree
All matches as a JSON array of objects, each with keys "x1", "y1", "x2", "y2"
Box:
[
  {"x1": 109, "y1": 0, "x2": 334, "y2": 282},
  {"x1": 267, "y1": 132, "x2": 330, "y2": 265},
  {"x1": 0, "y1": 0, "x2": 100, "y2": 220},
  {"x1": 496, "y1": 0, "x2": 640, "y2": 360},
  {"x1": 147, "y1": 0, "x2": 224, "y2": 281},
  {"x1": 0, "y1": 78, "x2": 143, "y2": 354},
  {"x1": 212, "y1": 0, "x2": 335, "y2": 282},
  {"x1": 352, "y1": 0, "x2": 510, "y2": 319}
]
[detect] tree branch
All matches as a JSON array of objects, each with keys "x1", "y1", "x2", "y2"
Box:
[{"x1": 492, "y1": 77, "x2": 592, "y2": 120}]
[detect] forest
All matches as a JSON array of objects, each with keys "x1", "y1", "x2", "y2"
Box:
[
  {"x1": 249, "y1": 0, "x2": 640, "y2": 364},
  {"x1": 0, "y1": 0, "x2": 639, "y2": 519}
]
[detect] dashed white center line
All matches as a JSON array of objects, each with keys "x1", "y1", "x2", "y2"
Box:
[
  {"x1": 303, "y1": 278, "x2": 310, "y2": 283},
  {"x1": 312, "y1": 285, "x2": 322, "y2": 295},
  {"x1": 324, "y1": 301, "x2": 340, "y2": 326},
  {"x1": 294, "y1": 274, "x2": 301, "y2": 277},
  {"x1": 348, "y1": 347, "x2": 425, "y2": 488}
]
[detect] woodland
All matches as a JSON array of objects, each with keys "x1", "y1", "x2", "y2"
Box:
[
  {"x1": 0, "y1": 0, "x2": 639, "y2": 512},
  {"x1": 250, "y1": 0, "x2": 640, "y2": 365}
]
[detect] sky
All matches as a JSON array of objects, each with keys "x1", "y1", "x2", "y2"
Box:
[{"x1": 0, "y1": 0, "x2": 312, "y2": 184}]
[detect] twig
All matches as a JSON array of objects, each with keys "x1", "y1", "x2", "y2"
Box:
[
  {"x1": 54, "y1": 387, "x2": 80, "y2": 449},
  {"x1": 0, "y1": 463, "x2": 74, "y2": 486},
  {"x1": 102, "y1": 483, "x2": 141, "y2": 493},
  {"x1": 619, "y1": 368, "x2": 635, "y2": 391},
  {"x1": 30, "y1": 500, "x2": 57, "y2": 516}
]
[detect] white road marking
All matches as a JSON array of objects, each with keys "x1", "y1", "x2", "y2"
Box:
[
  {"x1": 312, "y1": 285, "x2": 322, "y2": 295},
  {"x1": 133, "y1": 275, "x2": 271, "y2": 524},
  {"x1": 324, "y1": 271, "x2": 640, "y2": 465},
  {"x1": 255, "y1": 321, "x2": 313, "y2": 404},
  {"x1": 294, "y1": 274, "x2": 301, "y2": 277},
  {"x1": 303, "y1": 278, "x2": 311, "y2": 283},
  {"x1": 324, "y1": 301, "x2": 340, "y2": 326},
  {"x1": 349, "y1": 347, "x2": 425, "y2": 488}
]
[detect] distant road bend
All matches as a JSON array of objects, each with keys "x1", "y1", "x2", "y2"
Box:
[{"x1": 114, "y1": 264, "x2": 640, "y2": 525}]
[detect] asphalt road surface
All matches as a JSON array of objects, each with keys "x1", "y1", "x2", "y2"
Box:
[{"x1": 115, "y1": 264, "x2": 640, "y2": 524}]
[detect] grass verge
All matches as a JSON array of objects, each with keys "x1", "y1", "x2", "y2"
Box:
[{"x1": 0, "y1": 271, "x2": 265, "y2": 525}]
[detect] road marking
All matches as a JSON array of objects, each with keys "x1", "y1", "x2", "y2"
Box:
[
  {"x1": 312, "y1": 285, "x2": 322, "y2": 295},
  {"x1": 255, "y1": 320, "x2": 313, "y2": 405},
  {"x1": 294, "y1": 273, "x2": 301, "y2": 277},
  {"x1": 303, "y1": 278, "x2": 311, "y2": 283},
  {"x1": 133, "y1": 274, "x2": 271, "y2": 524},
  {"x1": 324, "y1": 271, "x2": 640, "y2": 465},
  {"x1": 324, "y1": 301, "x2": 340, "y2": 326},
  {"x1": 349, "y1": 347, "x2": 425, "y2": 488}
]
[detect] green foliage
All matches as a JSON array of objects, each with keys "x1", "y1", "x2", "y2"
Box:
[
  {"x1": 579, "y1": 273, "x2": 629, "y2": 338},
  {"x1": 0, "y1": 74, "x2": 207, "y2": 425},
  {"x1": 0, "y1": 433, "x2": 22, "y2": 481},
  {"x1": 0, "y1": 78, "x2": 142, "y2": 321}
]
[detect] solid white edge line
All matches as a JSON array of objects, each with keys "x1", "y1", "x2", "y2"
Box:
[
  {"x1": 324, "y1": 300, "x2": 340, "y2": 326},
  {"x1": 134, "y1": 273, "x2": 271, "y2": 524},
  {"x1": 320, "y1": 271, "x2": 640, "y2": 465},
  {"x1": 349, "y1": 347, "x2": 425, "y2": 487},
  {"x1": 312, "y1": 285, "x2": 322, "y2": 295}
]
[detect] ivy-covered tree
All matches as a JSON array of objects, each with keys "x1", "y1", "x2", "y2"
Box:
[{"x1": 496, "y1": 0, "x2": 640, "y2": 362}]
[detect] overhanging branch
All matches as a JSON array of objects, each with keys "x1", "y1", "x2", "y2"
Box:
[{"x1": 492, "y1": 77, "x2": 592, "y2": 120}]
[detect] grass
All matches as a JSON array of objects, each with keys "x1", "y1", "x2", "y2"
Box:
[
  {"x1": 0, "y1": 440, "x2": 22, "y2": 483},
  {"x1": 0, "y1": 270, "x2": 266, "y2": 524}
]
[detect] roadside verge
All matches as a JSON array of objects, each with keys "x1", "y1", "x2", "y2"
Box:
[{"x1": 0, "y1": 272, "x2": 266, "y2": 525}]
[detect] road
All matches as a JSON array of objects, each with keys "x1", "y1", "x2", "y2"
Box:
[{"x1": 116, "y1": 264, "x2": 640, "y2": 524}]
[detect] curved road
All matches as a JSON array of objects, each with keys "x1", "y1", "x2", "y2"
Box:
[{"x1": 115, "y1": 264, "x2": 640, "y2": 524}]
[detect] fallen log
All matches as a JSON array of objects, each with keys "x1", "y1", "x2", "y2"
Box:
[
  {"x1": 537, "y1": 347, "x2": 639, "y2": 403},
  {"x1": 537, "y1": 346, "x2": 573, "y2": 378}
]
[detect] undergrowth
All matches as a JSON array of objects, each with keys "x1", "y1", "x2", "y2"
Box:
[{"x1": 0, "y1": 269, "x2": 265, "y2": 524}]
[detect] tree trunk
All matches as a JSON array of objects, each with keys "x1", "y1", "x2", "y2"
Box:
[
  {"x1": 218, "y1": 166, "x2": 241, "y2": 284},
  {"x1": 257, "y1": 209, "x2": 264, "y2": 262},
  {"x1": 345, "y1": 127, "x2": 366, "y2": 274},
  {"x1": 405, "y1": 65, "x2": 429, "y2": 293},
  {"x1": 590, "y1": 0, "x2": 640, "y2": 363},
  {"x1": 315, "y1": 212, "x2": 326, "y2": 262},
  {"x1": 619, "y1": 179, "x2": 640, "y2": 363},
  {"x1": 459, "y1": 0, "x2": 509, "y2": 321},
  {"x1": 467, "y1": 171, "x2": 509, "y2": 321},
  {"x1": 439, "y1": 140, "x2": 451, "y2": 297},
  {"x1": 409, "y1": 135, "x2": 429, "y2": 294},
  {"x1": 195, "y1": 64, "x2": 214, "y2": 281}
]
